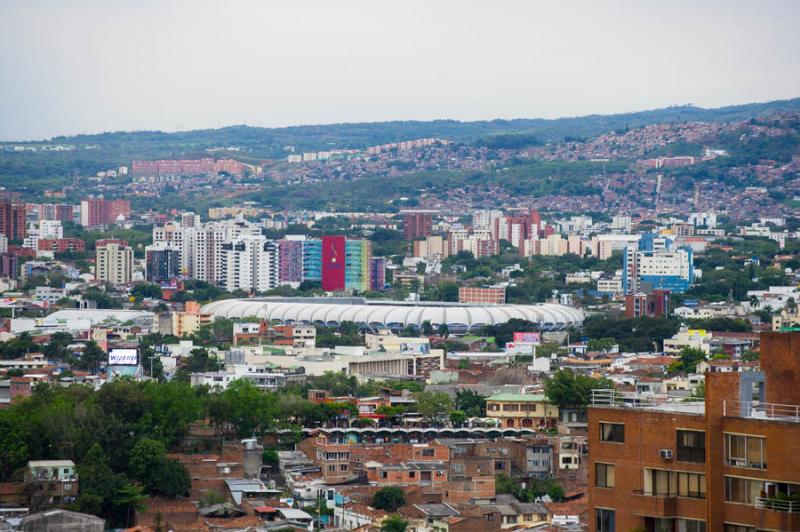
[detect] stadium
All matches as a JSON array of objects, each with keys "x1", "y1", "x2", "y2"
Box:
[{"x1": 201, "y1": 297, "x2": 584, "y2": 335}]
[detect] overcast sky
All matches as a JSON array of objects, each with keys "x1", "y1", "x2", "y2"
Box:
[{"x1": 1, "y1": 0, "x2": 799, "y2": 140}]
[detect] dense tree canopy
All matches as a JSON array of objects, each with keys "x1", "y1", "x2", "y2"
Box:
[
  {"x1": 372, "y1": 486, "x2": 406, "y2": 512},
  {"x1": 544, "y1": 369, "x2": 614, "y2": 408}
]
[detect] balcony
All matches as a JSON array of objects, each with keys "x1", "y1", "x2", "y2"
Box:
[
  {"x1": 756, "y1": 497, "x2": 800, "y2": 513},
  {"x1": 590, "y1": 389, "x2": 704, "y2": 414},
  {"x1": 723, "y1": 400, "x2": 800, "y2": 423},
  {"x1": 631, "y1": 491, "x2": 677, "y2": 517}
]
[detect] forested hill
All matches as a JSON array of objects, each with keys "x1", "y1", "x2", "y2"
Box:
[{"x1": 23, "y1": 97, "x2": 800, "y2": 156}]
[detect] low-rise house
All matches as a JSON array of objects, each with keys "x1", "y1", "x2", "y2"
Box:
[
  {"x1": 485, "y1": 392, "x2": 559, "y2": 429},
  {"x1": 334, "y1": 502, "x2": 389, "y2": 530},
  {"x1": 25, "y1": 460, "x2": 78, "y2": 510},
  {"x1": 507, "y1": 438, "x2": 554, "y2": 480},
  {"x1": 364, "y1": 461, "x2": 449, "y2": 488},
  {"x1": 430, "y1": 506, "x2": 502, "y2": 532},
  {"x1": 190, "y1": 364, "x2": 306, "y2": 391},
  {"x1": 663, "y1": 328, "x2": 712, "y2": 354},
  {"x1": 471, "y1": 494, "x2": 550, "y2": 529}
]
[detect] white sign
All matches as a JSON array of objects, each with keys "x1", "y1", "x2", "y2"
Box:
[{"x1": 108, "y1": 348, "x2": 138, "y2": 366}]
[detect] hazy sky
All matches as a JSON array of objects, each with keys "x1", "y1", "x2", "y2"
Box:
[{"x1": 1, "y1": 0, "x2": 799, "y2": 140}]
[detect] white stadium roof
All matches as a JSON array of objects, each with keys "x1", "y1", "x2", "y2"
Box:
[{"x1": 200, "y1": 297, "x2": 583, "y2": 333}]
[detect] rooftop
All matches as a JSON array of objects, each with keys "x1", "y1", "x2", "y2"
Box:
[
  {"x1": 590, "y1": 389, "x2": 705, "y2": 415},
  {"x1": 28, "y1": 460, "x2": 75, "y2": 468},
  {"x1": 487, "y1": 393, "x2": 548, "y2": 402}
]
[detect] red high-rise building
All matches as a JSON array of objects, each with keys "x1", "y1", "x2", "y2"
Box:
[
  {"x1": 80, "y1": 198, "x2": 131, "y2": 228},
  {"x1": 0, "y1": 201, "x2": 26, "y2": 241},
  {"x1": 402, "y1": 211, "x2": 434, "y2": 240},
  {"x1": 321, "y1": 236, "x2": 346, "y2": 291}
]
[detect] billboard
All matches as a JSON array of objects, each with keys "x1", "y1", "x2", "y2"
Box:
[
  {"x1": 505, "y1": 342, "x2": 534, "y2": 356},
  {"x1": 513, "y1": 332, "x2": 541, "y2": 345},
  {"x1": 108, "y1": 348, "x2": 138, "y2": 366},
  {"x1": 321, "y1": 236, "x2": 346, "y2": 291},
  {"x1": 399, "y1": 342, "x2": 430, "y2": 355}
]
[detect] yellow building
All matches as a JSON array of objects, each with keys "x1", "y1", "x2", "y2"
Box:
[
  {"x1": 171, "y1": 311, "x2": 212, "y2": 337},
  {"x1": 485, "y1": 392, "x2": 559, "y2": 429}
]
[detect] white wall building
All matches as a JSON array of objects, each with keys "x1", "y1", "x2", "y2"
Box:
[{"x1": 218, "y1": 236, "x2": 279, "y2": 293}]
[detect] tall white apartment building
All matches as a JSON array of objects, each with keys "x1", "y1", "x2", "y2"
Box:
[
  {"x1": 152, "y1": 219, "x2": 265, "y2": 285},
  {"x1": 218, "y1": 236, "x2": 279, "y2": 293},
  {"x1": 472, "y1": 209, "x2": 503, "y2": 229},
  {"x1": 38, "y1": 220, "x2": 64, "y2": 239}
]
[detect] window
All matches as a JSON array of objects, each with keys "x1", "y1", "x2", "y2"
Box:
[
  {"x1": 600, "y1": 423, "x2": 624, "y2": 443},
  {"x1": 645, "y1": 519, "x2": 672, "y2": 532},
  {"x1": 677, "y1": 430, "x2": 706, "y2": 463},
  {"x1": 595, "y1": 508, "x2": 615, "y2": 532},
  {"x1": 677, "y1": 472, "x2": 706, "y2": 499},
  {"x1": 422, "y1": 448, "x2": 435, "y2": 457},
  {"x1": 380, "y1": 471, "x2": 388, "y2": 479},
  {"x1": 649, "y1": 469, "x2": 674, "y2": 496},
  {"x1": 645, "y1": 469, "x2": 705, "y2": 498},
  {"x1": 725, "y1": 434, "x2": 766, "y2": 469},
  {"x1": 725, "y1": 476, "x2": 764, "y2": 504},
  {"x1": 677, "y1": 519, "x2": 706, "y2": 532},
  {"x1": 340, "y1": 464, "x2": 348, "y2": 471},
  {"x1": 596, "y1": 463, "x2": 615, "y2": 488},
  {"x1": 723, "y1": 526, "x2": 761, "y2": 532}
]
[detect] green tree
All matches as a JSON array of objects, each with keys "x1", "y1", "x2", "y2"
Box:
[
  {"x1": 544, "y1": 369, "x2": 613, "y2": 408},
  {"x1": 587, "y1": 337, "x2": 617, "y2": 352},
  {"x1": 151, "y1": 458, "x2": 190, "y2": 498},
  {"x1": 78, "y1": 341, "x2": 106, "y2": 372},
  {"x1": 455, "y1": 389, "x2": 486, "y2": 417},
  {"x1": 668, "y1": 347, "x2": 708, "y2": 375},
  {"x1": 741, "y1": 350, "x2": 760, "y2": 362},
  {"x1": 77, "y1": 444, "x2": 145, "y2": 527},
  {"x1": 413, "y1": 391, "x2": 453, "y2": 422},
  {"x1": 217, "y1": 380, "x2": 278, "y2": 437},
  {"x1": 381, "y1": 515, "x2": 408, "y2": 532},
  {"x1": 373, "y1": 486, "x2": 406, "y2": 512},
  {"x1": 130, "y1": 284, "x2": 163, "y2": 301},
  {"x1": 449, "y1": 410, "x2": 468, "y2": 427},
  {"x1": 129, "y1": 438, "x2": 167, "y2": 487}
]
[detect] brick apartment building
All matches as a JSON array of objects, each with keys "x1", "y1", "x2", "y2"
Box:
[
  {"x1": 625, "y1": 289, "x2": 671, "y2": 319},
  {"x1": 402, "y1": 210, "x2": 434, "y2": 241},
  {"x1": 0, "y1": 200, "x2": 26, "y2": 240},
  {"x1": 588, "y1": 331, "x2": 800, "y2": 532},
  {"x1": 80, "y1": 198, "x2": 131, "y2": 228},
  {"x1": 458, "y1": 286, "x2": 506, "y2": 304},
  {"x1": 37, "y1": 238, "x2": 86, "y2": 253},
  {"x1": 298, "y1": 438, "x2": 496, "y2": 502}
]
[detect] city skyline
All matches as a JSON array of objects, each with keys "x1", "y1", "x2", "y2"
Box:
[{"x1": 1, "y1": 0, "x2": 799, "y2": 140}]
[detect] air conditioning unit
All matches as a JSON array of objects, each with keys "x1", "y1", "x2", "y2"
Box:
[{"x1": 660, "y1": 449, "x2": 673, "y2": 460}]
